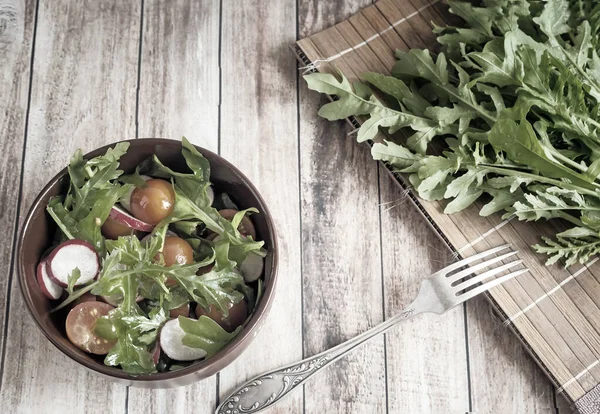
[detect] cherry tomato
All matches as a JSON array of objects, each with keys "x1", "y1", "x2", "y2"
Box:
[
  {"x1": 157, "y1": 236, "x2": 194, "y2": 267},
  {"x1": 130, "y1": 179, "x2": 175, "y2": 225},
  {"x1": 169, "y1": 303, "x2": 190, "y2": 318},
  {"x1": 197, "y1": 264, "x2": 214, "y2": 275},
  {"x1": 101, "y1": 216, "x2": 136, "y2": 239},
  {"x1": 73, "y1": 292, "x2": 97, "y2": 306},
  {"x1": 156, "y1": 236, "x2": 194, "y2": 286},
  {"x1": 65, "y1": 302, "x2": 116, "y2": 355},
  {"x1": 218, "y1": 209, "x2": 257, "y2": 240},
  {"x1": 195, "y1": 300, "x2": 247, "y2": 333}
]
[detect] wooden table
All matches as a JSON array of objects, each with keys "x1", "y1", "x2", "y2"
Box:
[{"x1": 0, "y1": 0, "x2": 573, "y2": 413}]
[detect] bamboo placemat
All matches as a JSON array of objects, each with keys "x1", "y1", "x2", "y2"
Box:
[{"x1": 294, "y1": 0, "x2": 600, "y2": 411}]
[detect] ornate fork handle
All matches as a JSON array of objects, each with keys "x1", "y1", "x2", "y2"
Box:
[{"x1": 216, "y1": 308, "x2": 416, "y2": 414}]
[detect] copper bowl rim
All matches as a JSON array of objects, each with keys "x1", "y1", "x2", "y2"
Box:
[{"x1": 17, "y1": 138, "x2": 278, "y2": 384}]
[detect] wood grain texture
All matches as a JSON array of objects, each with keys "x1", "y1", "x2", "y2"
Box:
[
  {"x1": 134, "y1": 0, "x2": 220, "y2": 151},
  {"x1": 296, "y1": 1, "x2": 576, "y2": 409},
  {"x1": 0, "y1": 0, "x2": 583, "y2": 411},
  {"x1": 299, "y1": 1, "x2": 388, "y2": 413},
  {"x1": 378, "y1": 174, "x2": 470, "y2": 413},
  {"x1": 0, "y1": 0, "x2": 139, "y2": 412},
  {"x1": 0, "y1": 0, "x2": 35, "y2": 375},
  {"x1": 126, "y1": 1, "x2": 220, "y2": 411},
  {"x1": 217, "y1": 1, "x2": 303, "y2": 413}
]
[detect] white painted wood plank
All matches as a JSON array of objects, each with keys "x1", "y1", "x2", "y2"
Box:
[
  {"x1": 298, "y1": 95, "x2": 386, "y2": 414},
  {"x1": 299, "y1": 2, "x2": 387, "y2": 413},
  {"x1": 0, "y1": 1, "x2": 139, "y2": 412},
  {"x1": 127, "y1": 1, "x2": 220, "y2": 410},
  {"x1": 0, "y1": 0, "x2": 35, "y2": 375},
  {"x1": 134, "y1": 0, "x2": 220, "y2": 151},
  {"x1": 218, "y1": 1, "x2": 303, "y2": 413},
  {"x1": 378, "y1": 172, "x2": 470, "y2": 413}
]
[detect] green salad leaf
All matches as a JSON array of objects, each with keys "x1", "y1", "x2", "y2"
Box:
[
  {"x1": 97, "y1": 274, "x2": 158, "y2": 375},
  {"x1": 140, "y1": 137, "x2": 266, "y2": 266},
  {"x1": 305, "y1": 0, "x2": 600, "y2": 266},
  {"x1": 47, "y1": 143, "x2": 131, "y2": 254},
  {"x1": 178, "y1": 316, "x2": 241, "y2": 358},
  {"x1": 50, "y1": 137, "x2": 264, "y2": 375}
]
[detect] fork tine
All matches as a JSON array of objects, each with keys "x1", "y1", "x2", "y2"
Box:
[
  {"x1": 447, "y1": 251, "x2": 519, "y2": 283},
  {"x1": 438, "y1": 244, "x2": 511, "y2": 275},
  {"x1": 453, "y1": 260, "x2": 523, "y2": 290},
  {"x1": 456, "y1": 268, "x2": 529, "y2": 302}
]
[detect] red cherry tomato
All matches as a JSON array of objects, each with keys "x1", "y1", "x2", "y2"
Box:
[
  {"x1": 130, "y1": 179, "x2": 175, "y2": 225},
  {"x1": 195, "y1": 300, "x2": 247, "y2": 333},
  {"x1": 218, "y1": 209, "x2": 257, "y2": 240},
  {"x1": 65, "y1": 302, "x2": 116, "y2": 355}
]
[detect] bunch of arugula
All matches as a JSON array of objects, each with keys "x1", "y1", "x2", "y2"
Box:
[
  {"x1": 49, "y1": 138, "x2": 265, "y2": 374},
  {"x1": 305, "y1": 0, "x2": 600, "y2": 267}
]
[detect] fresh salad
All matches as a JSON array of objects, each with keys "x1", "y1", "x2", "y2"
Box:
[
  {"x1": 306, "y1": 0, "x2": 600, "y2": 267},
  {"x1": 36, "y1": 138, "x2": 266, "y2": 375}
]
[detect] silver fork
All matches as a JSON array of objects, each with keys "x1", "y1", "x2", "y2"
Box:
[{"x1": 216, "y1": 244, "x2": 527, "y2": 414}]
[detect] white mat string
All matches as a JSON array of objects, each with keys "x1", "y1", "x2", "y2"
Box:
[
  {"x1": 298, "y1": 0, "x2": 442, "y2": 74},
  {"x1": 452, "y1": 215, "x2": 514, "y2": 260},
  {"x1": 505, "y1": 257, "x2": 600, "y2": 325},
  {"x1": 557, "y1": 358, "x2": 600, "y2": 395}
]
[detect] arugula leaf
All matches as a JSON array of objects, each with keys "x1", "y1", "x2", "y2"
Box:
[
  {"x1": 304, "y1": 72, "x2": 444, "y2": 148},
  {"x1": 534, "y1": 231, "x2": 600, "y2": 267},
  {"x1": 171, "y1": 268, "x2": 245, "y2": 318},
  {"x1": 46, "y1": 143, "x2": 131, "y2": 253},
  {"x1": 66, "y1": 268, "x2": 81, "y2": 294},
  {"x1": 533, "y1": 0, "x2": 571, "y2": 38},
  {"x1": 97, "y1": 273, "x2": 158, "y2": 375},
  {"x1": 488, "y1": 117, "x2": 597, "y2": 190},
  {"x1": 178, "y1": 316, "x2": 241, "y2": 358},
  {"x1": 304, "y1": 0, "x2": 600, "y2": 266},
  {"x1": 370, "y1": 140, "x2": 422, "y2": 169}
]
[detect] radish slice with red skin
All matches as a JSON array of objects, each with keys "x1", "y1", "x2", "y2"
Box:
[
  {"x1": 160, "y1": 319, "x2": 207, "y2": 361},
  {"x1": 240, "y1": 252, "x2": 264, "y2": 282},
  {"x1": 37, "y1": 260, "x2": 63, "y2": 300},
  {"x1": 151, "y1": 341, "x2": 161, "y2": 365},
  {"x1": 109, "y1": 205, "x2": 154, "y2": 232},
  {"x1": 47, "y1": 240, "x2": 99, "y2": 287},
  {"x1": 207, "y1": 185, "x2": 215, "y2": 206}
]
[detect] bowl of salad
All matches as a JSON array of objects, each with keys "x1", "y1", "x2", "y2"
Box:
[{"x1": 17, "y1": 137, "x2": 277, "y2": 387}]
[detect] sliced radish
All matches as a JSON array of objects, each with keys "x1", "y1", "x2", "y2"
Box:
[
  {"x1": 109, "y1": 205, "x2": 154, "y2": 232},
  {"x1": 47, "y1": 240, "x2": 100, "y2": 287},
  {"x1": 37, "y1": 259, "x2": 63, "y2": 300},
  {"x1": 151, "y1": 341, "x2": 161, "y2": 365},
  {"x1": 119, "y1": 175, "x2": 151, "y2": 212},
  {"x1": 207, "y1": 185, "x2": 215, "y2": 206},
  {"x1": 240, "y1": 252, "x2": 264, "y2": 282},
  {"x1": 160, "y1": 319, "x2": 207, "y2": 361}
]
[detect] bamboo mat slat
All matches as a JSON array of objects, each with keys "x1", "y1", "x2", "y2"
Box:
[{"x1": 294, "y1": 0, "x2": 600, "y2": 409}]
